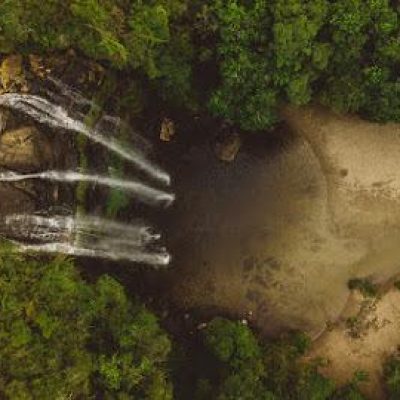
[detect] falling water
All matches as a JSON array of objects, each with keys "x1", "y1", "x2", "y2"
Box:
[
  {"x1": 45, "y1": 76, "x2": 152, "y2": 156},
  {"x1": 4, "y1": 214, "x2": 170, "y2": 266},
  {"x1": 0, "y1": 82, "x2": 174, "y2": 265},
  {"x1": 46, "y1": 76, "x2": 95, "y2": 108},
  {"x1": 0, "y1": 93, "x2": 170, "y2": 185},
  {"x1": 0, "y1": 170, "x2": 175, "y2": 207}
]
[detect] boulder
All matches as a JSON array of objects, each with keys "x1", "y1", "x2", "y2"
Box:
[
  {"x1": 160, "y1": 117, "x2": 175, "y2": 142},
  {"x1": 0, "y1": 54, "x2": 28, "y2": 93},
  {"x1": 0, "y1": 126, "x2": 53, "y2": 172},
  {"x1": 0, "y1": 184, "x2": 35, "y2": 216},
  {"x1": 214, "y1": 132, "x2": 242, "y2": 162}
]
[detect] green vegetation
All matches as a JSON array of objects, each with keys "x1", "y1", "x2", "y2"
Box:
[
  {"x1": 105, "y1": 159, "x2": 130, "y2": 217},
  {"x1": 1, "y1": 0, "x2": 399, "y2": 131},
  {"x1": 105, "y1": 114, "x2": 130, "y2": 219},
  {"x1": 348, "y1": 278, "x2": 378, "y2": 298},
  {"x1": 0, "y1": 244, "x2": 172, "y2": 399},
  {"x1": 210, "y1": 0, "x2": 400, "y2": 130},
  {"x1": 76, "y1": 73, "x2": 116, "y2": 214},
  {"x1": 174, "y1": 318, "x2": 366, "y2": 400},
  {"x1": 0, "y1": 0, "x2": 192, "y2": 106},
  {"x1": 384, "y1": 354, "x2": 400, "y2": 399}
]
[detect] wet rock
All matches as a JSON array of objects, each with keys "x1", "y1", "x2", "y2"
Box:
[
  {"x1": 0, "y1": 184, "x2": 35, "y2": 216},
  {"x1": 29, "y1": 54, "x2": 47, "y2": 79},
  {"x1": 160, "y1": 117, "x2": 175, "y2": 142},
  {"x1": 0, "y1": 54, "x2": 28, "y2": 93},
  {"x1": 0, "y1": 126, "x2": 53, "y2": 172},
  {"x1": 215, "y1": 132, "x2": 242, "y2": 162},
  {"x1": 0, "y1": 107, "x2": 8, "y2": 134}
]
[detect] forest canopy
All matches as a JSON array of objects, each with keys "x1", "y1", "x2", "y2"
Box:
[
  {"x1": 0, "y1": 245, "x2": 173, "y2": 399},
  {"x1": 0, "y1": 0, "x2": 399, "y2": 131}
]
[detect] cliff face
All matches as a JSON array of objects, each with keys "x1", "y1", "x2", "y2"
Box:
[
  {"x1": 0, "y1": 126, "x2": 53, "y2": 172},
  {"x1": 0, "y1": 109, "x2": 50, "y2": 216},
  {"x1": 0, "y1": 54, "x2": 76, "y2": 221}
]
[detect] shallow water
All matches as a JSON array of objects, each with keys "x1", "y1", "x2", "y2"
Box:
[{"x1": 156, "y1": 107, "x2": 400, "y2": 337}]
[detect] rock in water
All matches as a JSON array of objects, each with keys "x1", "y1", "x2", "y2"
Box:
[
  {"x1": 0, "y1": 126, "x2": 53, "y2": 172},
  {"x1": 215, "y1": 132, "x2": 242, "y2": 162},
  {"x1": 0, "y1": 184, "x2": 35, "y2": 216},
  {"x1": 160, "y1": 117, "x2": 175, "y2": 142},
  {"x1": 0, "y1": 55, "x2": 28, "y2": 93}
]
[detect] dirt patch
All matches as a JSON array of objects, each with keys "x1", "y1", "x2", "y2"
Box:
[{"x1": 307, "y1": 288, "x2": 400, "y2": 399}]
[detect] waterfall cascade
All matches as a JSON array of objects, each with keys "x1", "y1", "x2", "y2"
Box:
[
  {"x1": 0, "y1": 170, "x2": 175, "y2": 207},
  {"x1": 0, "y1": 92, "x2": 170, "y2": 185},
  {"x1": 4, "y1": 214, "x2": 170, "y2": 266},
  {"x1": 0, "y1": 79, "x2": 174, "y2": 266}
]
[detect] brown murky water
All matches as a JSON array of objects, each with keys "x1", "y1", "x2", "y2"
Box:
[{"x1": 157, "y1": 106, "x2": 400, "y2": 339}]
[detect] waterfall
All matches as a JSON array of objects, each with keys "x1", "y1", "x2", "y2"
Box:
[
  {"x1": 4, "y1": 214, "x2": 170, "y2": 266},
  {"x1": 45, "y1": 76, "x2": 152, "y2": 156},
  {"x1": 0, "y1": 170, "x2": 175, "y2": 207},
  {"x1": 0, "y1": 81, "x2": 175, "y2": 266},
  {"x1": 0, "y1": 93, "x2": 170, "y2": 185}
]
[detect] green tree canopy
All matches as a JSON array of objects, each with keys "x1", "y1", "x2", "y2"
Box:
[
  {"x1": 1, "y1": 0, "x2": 399, "y2": 130},
  {"x1": 210, "y1": 0, "x2": 400, "y2": 130},
  {"x1": 384, "y1": 355, "x2": 400, "y2": 400},
  {"x1": 0, "y1": 245, "x2": 172, "y2": 399},
  {"x1": 182, "y1": 317, "x2": 363, "y2": 400},
  {"x1": 0, "y1": 0, "x2": 192, "y2": 104}
]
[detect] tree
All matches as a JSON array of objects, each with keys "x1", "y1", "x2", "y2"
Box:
[
  {"x1": 210, "y1": 0, "x2": 400, "y2": 130},
  {"x1": 209, "y1": 0, "x2": 280, "y2": 131},
  {"x1": 0, "y1": 244, "x2": 172, "y2": 399},
  {"x1": 1, "y1": 0, "x2": 399, "y2": 131},
  {"x1": 0, "y1": 0, "x2": 193, "y2": 105},
  {"x1": 186, "y1": 318, "x2": 341, "y2": 400},
  {"x1": 320, "y1": 0, "x2": 400, "y2": 120},
  {"x1": 197, "y1": 317, "x2": 275, "y2": 400}
]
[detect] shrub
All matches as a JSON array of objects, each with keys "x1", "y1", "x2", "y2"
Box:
[
  {"x1": 384, "y1": 355, "x2": 400, "y2": 400},
  {"x1": 348, "y1": 278, "x2": 378, "y2": 297}
]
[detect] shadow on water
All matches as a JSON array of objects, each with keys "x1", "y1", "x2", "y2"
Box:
[{"x1": 79, "y1": 115, "x2": 294, "y2": 331}]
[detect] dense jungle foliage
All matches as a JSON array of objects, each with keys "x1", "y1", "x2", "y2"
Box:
[
  {"x1": 175, "y1": 318, "x2": 368, "y2": 400},
  {"x1": 0, "y1": 245, "x2": 173, "y2": 399},
  {"x1": 1, "y1": 0, "x2": 399, "y2": 130}
]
